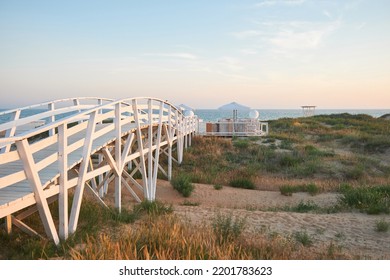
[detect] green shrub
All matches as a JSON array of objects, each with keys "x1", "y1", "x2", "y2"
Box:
[
  {"x1": 375, "y1": 219, "x2": 389, "y2": 232},
  {"x1": 339, "y1": 185, "x2": 390, "y2": 214},
  {"x1": 280, "y1": 155, "x2": 301, "y2": 167},
  {"x1": 181, "y1": 200, "x2": 200, "y2": 206},
  {"x1": 212, "y1": 213, "x2": 246, "y2": 244},
  {"x1": 134, "y1": 200, "x2": 173, "y2": 216},
  {"x1": 344, "y1": 165, "x2": 365, "y2": 180},
  {"x1": 280, "y1": 185, "x2": 295, "y2": 196},
  {"x1": 171, "y1": 174, "x2": 194, "y2": 197},
  {"x1": 290, "y1": 201, "x2": 319, "y2": 213},
  {"x1": 213, "y1": 184, "x2": 223, "y2": 190},
  {"x1": 280, "y1": 140, "x2": 293, "y2": 150},
  {"x1": 294, "y1": 231, "x2": 313, "y2": 247},
  {"x1": 229, "y1": 178, "x2": 256, "y2": 189},
  {"x1": 233, "y1": 139, "x2": 249, "y2": 149},
  {"x1": 280, "y1": 184, "x2": 319, "y2": 196},
  {"x1": 305, "y1": 183, "x2": 320, "y2": 196}
]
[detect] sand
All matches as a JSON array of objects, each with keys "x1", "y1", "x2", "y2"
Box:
[{"x1": 138, "y1": 180, "x2": 390, "y2": 259}]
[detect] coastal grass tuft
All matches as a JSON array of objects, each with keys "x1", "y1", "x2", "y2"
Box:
[
  {"x1": 338, "y1": 184, "x2": 390, "y2": 214},
  {"x1": 289, "y1": 201, "x2": 320, "y2": 213},
  {"x1": 294, "y1": 231, "x2": 314, "y2": 247},
  {"x1": 375, "y1": 219, "x2": 389, "y2": 232},
  {"x1": 171, "y1": 173, "x2": 194, "y2": 197},
  {"x1": 134, "y1": 200, "x2": 173, "y2": 216},
  {"x1": 68, "y1": 214, "x2": 352, "y2": 260},
  {"x1": 212, "y1": 213, "x2": 246, "y2": 244},
  {"x1": 229, "y1": 177, "x2": 256, "y2": 189},
  {"x1": 280, "y1": 184, "x2": 320, "y2": 196}
]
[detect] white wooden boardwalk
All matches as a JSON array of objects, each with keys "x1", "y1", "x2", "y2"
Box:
[{"x1": 0, "y1": 97, "x2": 197, "y2": 244}]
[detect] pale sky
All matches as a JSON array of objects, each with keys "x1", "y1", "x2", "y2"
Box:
[{"x1": 0, "y1": 0, "x2": 389, "y2": 109}]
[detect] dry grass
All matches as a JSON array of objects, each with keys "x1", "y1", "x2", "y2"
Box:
[{"x1": 69, "y1": 214, "x2": 352, "y2": 260}]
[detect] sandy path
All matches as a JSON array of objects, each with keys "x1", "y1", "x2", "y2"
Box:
[{"x1": 148, "y1": 180, "x2": 390, "y2": 259}]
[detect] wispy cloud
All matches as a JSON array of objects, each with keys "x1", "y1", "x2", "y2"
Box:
[
  {"x1": 217, "y1": 57, "x2": 244, "y2": 71},
  {"x1": 240, "y1": 49, "x2": 258, "y2": 55},
  {"x1": 233, "y1": 20, "x2": 341, "y2": 51},
  {"x1": 255, "y1": 0, "x2": 307, "y2": 7},
  {"x1": 143, "y1": 52, "x2": 198, "y2": 60},
  {"x1": 323, "y1": 10, "x2": 332, "y2": 19},
  {"x1": 355, "y1": 22, "x2": 367, "y2": 31},
  {"x1": 232, "y1": 30, "x2": 263, "y2": 39},
  {"x1": 267, "y1": 20, "x2": 341, "y2": 50}
]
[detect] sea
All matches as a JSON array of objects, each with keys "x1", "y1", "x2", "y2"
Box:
[
  {"x1": 1, "y1": 108, "x2": 389, "y2": 124},
  {"x1": 194, "y1": 109, "x2": 390, "y2": 122}
]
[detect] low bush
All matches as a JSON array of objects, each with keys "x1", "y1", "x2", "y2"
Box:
[
  {"x1": 229, "y1": 178, "x2": 256, "y2": 189},
  {"x1": 339, "y1": 185, "x2": 390, "y2": 214},
  {"x1": 171, "y1": 174, "x2": 194, "y2": 197},
  {"x1": 212, "y1": 213, "x2": 246, "y2": 244},
  {"x1": 294, "y1": 231, "x2": 313, "y2": 247},
  {"x1": 134, "y1": 200, "x2": 173, "y2": 216},
  {"x1": 375, "y1": 219, "x2": 389, "y2": 232},
  {"x1": 280, "y1": 184, "x2": 319, "y2": 196},
  {"x1": 290, "y1": 201, "x2": 320, "y2": 213}
]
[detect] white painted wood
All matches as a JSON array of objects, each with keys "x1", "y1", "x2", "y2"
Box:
[
  {"x1": 1, "y1": 96, "x2": 199, "y2": 243},
  {"x1": 123, "y1": 169, "x2": 144, "y2": 192},
  {"x1": 132, "y1": 99, "x2": 149, "y2": 200},
  {"x1": 69, "y1": 111, "x2": 97, "y2": 234},
  {"x1": 15, "y1": 139, "x2": 60, "y2": 244},
  {"x1": 6, "y1": 215, "x2": 12, "y2": 234},
  {"x1": 58, "y1": 124, "x2": 68, "y2": 240},
  {"x1": 48, "y1": 103, "x2": 55, "y2": 137},
  {"x1": 0, "y1": 110, "x2": 20, "y2": 153},
  {"x1": 151, "y1": 102, "x2": 164, "y2": 200},
  {"x1": 12, "y1": 216, "x2": 43, "y2": 239},
  {"x1": 120, "y1": 133, "x2": 134, "y2": 171},
  {"x1": 121, "y1": 177, "x2": 141, "y2": 203},
  {"x1": 114, "y1": 103, "x2": 122, "y2": 211},
  {"x1": 147, "y1": 99, "x2": 153, "y2": 200}
]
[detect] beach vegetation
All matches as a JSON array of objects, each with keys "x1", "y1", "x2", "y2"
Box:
[
  {"x1": 134, "y1": 200, "x2": 173, "y2": 216},
  {"x1": 338, "y1": 184, "x2": 390, "y2": 214},
  {"x1": 229, "y1": 177, "x2": 256, "y2": 189},
  {"x1": 375, "y1": 219, "x2": 389, "y2": 232},
  {"x1": 171, "y1": 173, "x2": 194, "y2": 197},
  {"x1": 280, "y1": 184, "x2": 319, "y2": 196},
  {"x1": 290, "y1": 201, "x2": 320, "y2": 213},
  {"x1": 181, "y1": 200, "x2": 200, "y2": 206},
  {"x1": 294, "y1": 231, "x2": 313, "y2": 247},
  {"x1": 212, "y1": 213, "x2": 246, "y2": 244}
]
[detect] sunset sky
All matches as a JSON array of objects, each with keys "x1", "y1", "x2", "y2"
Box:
[{"x1": 0, "y1": 0, "x2": 389, "y2": 109}]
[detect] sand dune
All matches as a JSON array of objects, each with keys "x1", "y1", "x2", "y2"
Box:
[{"x1": 147, "y1": 180, "x2": 390, "y2": 259}]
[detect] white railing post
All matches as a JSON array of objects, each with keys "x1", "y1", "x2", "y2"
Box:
[
  {"x1": 114, "y1": 102, "x2": 122, "y2": 211},
  {"x1": 58, "y1": 123, "x2": 68, "y2": 240},
  {"x1": 16, "y1": 139, "x2": 60, "y2": 244},
  {"x1": 69, "y1": 111, "x2": 97, "y2": 234},
  {"x1": 168, "y1": 106, "x2": 173, "y2": 180},
  {"x1": 48, "y1": 102, "x2": 55, "y2": 136},
  {"x1": 147, "y1": 99, "x2": 153, "y2": 200},
  {"x1": 179, "y1": 112, "x2": 184, "y2": 163},
  {"x1": 151, "y1": 102, "x2": 164, "y2": 200},
  {"x1": 132, "y1": 99, "x2": 149, "y2": 200}
]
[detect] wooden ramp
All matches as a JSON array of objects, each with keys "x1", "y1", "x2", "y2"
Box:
[{"x1": 0, "y1": 97, "x2": 197, "y2": 244}]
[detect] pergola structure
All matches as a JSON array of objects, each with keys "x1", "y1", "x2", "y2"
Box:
[{"x1": 301, "y1": 106, "x2": 316, "y2": 117}]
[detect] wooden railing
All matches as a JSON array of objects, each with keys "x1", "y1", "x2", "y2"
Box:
[{"x1": 0, "y1": 97, "x2": 198, "y2": 244}]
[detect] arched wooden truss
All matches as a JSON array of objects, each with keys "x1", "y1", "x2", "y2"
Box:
[{"x1": 0, "y1": 97, "x2": 197, "y2": 244}]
